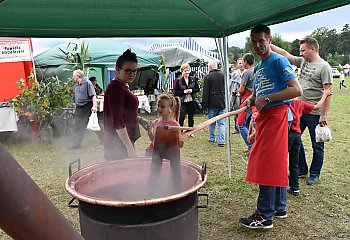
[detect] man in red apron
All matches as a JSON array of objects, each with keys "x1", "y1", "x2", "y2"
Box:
[{"x1": 239, "y1": 24, "x2": 302, "y2": 229}]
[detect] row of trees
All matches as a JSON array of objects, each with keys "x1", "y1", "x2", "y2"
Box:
[{"x1": 227, "y1": 24, "x2": 350, "y2": 66}]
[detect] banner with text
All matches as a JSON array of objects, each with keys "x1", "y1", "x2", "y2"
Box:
[{"x1": 0, "y1": 39, "x2": 32, "y2": 63}]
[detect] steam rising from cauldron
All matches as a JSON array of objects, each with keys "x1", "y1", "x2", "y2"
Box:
[
  {"x1": 148, "y1": 126, "x2": 182, "y2": 196},
  {"x1": 70, "y1": 126, "x2": 185, "y2": 201}
]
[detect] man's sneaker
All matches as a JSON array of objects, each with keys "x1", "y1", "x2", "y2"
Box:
[
  {"x1": 239, "y1": 210, "x2": 273, "y2": 229},
  {"x1": 287, "y1": 188, "x2": 300, "y2": 196},
  {"x1": 274, "y1": 211, "x2": 288, "y2": 219},
  {"x1": 307, "y1": 176, "x2": 320, "y2": 185}
]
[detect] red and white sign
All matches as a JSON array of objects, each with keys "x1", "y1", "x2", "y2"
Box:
[{"x1": 0, "y1": 39, "x2": 32, "y2": 63}]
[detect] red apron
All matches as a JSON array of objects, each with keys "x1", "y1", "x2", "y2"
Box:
[
  {"x1": 236, "y1": 88, "x2": 252, "y2": 125},
  {"x1": 246, "y1": 104, "x2": 289, "y2": 187}
]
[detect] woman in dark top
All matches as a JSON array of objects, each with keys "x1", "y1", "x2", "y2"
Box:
[
  {"x1": 104, "y1": 49, "x2": 140, "y2": 160},
  {"x1": 175, "y1": 63, "x2": 199, "y2": 130},
  {"x1": 144, "y1": 78, "x2": 155, "y2": 95}
]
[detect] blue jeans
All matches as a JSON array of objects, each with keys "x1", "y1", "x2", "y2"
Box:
[
  {"x1": 288, "y1": 130, "x2": 301, "y2": 191},
  {"x1": 299, "y1": 114, "x2": 324, "y2": 177},
  {"x1": 257, "y1": 185, "x2": 287, "y2": 220},
  {"x1": 237, "y1": 110, "x2": 252, "y2": 150},
  {"x1": 207, "y1": 108, "x2": 226, "y2": 144}
]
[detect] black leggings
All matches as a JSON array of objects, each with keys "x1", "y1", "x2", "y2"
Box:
[{"x1": 179, "y1": 101, "x2": 196, "y2": 127}]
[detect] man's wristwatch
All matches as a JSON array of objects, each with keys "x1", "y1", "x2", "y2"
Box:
[{"x1": 264, "y1": 95, "x2": 270, "y2": 103}]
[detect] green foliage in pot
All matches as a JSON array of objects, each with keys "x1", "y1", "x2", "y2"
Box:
[
  {"x1": 158, "y1": 54, "x2": 171, "y2": 93},
  {"x1": 10, "y1": 75, "x2": 74, "y2": 129},
  {"x1": 59, "y1": 40, "x2": 92, "y2": 74}
]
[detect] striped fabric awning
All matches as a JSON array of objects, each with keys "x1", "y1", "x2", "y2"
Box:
[
  {"x1": 151, "y1": 38, "x2": 220, "y2": 90},
  {"x1": 149, "y1": 37, "x2": 220, "y2": 60}
]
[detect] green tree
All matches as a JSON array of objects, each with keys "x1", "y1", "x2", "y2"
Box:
[
  {"x1": 338, "y1": 24, "x2": 350, "y2": 64},
  {"x1": 310, "y1": 27, "x2": 347, "y2": 65},
  {"x1": 310, "y1": 27, "x2": 329, "y2": 44},
  {"x1": 291, "y1": 39, "x2": 300, "y2": 56},
  {"x1": 272, "y1": 34, "x2": 292, "y2": 53},
  {"x1": 243, "y1": 34, "x2": 291, "y2": 61},
  {"x1": 325, "y1": 53, "x2": 341, "y2": 67},
  {"x1": 227, "y1": 46, "x2": 244, "y2": 64},
  {"x1": 243, "y1": 36, "x2": 259, "y2": 61},
  {"x1": 321, "y1": 29, "x2": 338, "y2": 59},
  {"x1": 310, "y1": 27, "x2": 337, "y2": 59}
]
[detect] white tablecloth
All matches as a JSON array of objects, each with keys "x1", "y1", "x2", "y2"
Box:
[
  {"x1": 0, "y1": 107, "x2": 18, "y2": 132},
  {"x1": 96, "y1": 96, "x2": 150, "y2": 113},
  {"x1": 137, "y1": 95, "x2": 151, "y2": 113}
]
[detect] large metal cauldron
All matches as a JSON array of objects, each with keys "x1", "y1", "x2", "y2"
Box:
[{"x1": 65, "y1": 157, "x2": 208, "y2": 240}]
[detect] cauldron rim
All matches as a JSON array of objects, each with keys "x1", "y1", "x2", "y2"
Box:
[{"x1": 65, "y1": 158, "x2": 207, "y2": 207}]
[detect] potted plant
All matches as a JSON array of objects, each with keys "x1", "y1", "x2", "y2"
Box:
[
  {"x1": 10, "y1": 74, "x2": 74, "y2": 141},
  {"x1": 158, "y1": 54, "x2": 172, "y2": 93}
]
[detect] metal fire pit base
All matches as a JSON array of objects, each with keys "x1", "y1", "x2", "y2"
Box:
[
  {"x1": 65, "y1": 158, "x2": 208, "y2": 240},
  {"x1": 79, "y1": 203, "x2": 198, "y2": 240}
]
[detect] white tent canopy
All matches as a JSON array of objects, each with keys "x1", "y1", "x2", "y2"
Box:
[{"x1": 153, "y1": 46, "x2": 219, "y2": 68}]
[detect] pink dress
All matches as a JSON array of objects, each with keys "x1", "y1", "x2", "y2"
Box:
[{"x1": 146, "y1": 118, "x2": 179, "y2": 154}]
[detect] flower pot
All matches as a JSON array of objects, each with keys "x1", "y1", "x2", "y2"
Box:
[{"x1": 40, "y1": 125, "x2": 53, "y2": 142}]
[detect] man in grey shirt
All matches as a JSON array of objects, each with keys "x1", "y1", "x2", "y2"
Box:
[
  {"x1": 271, "y1": 37, "x2": 333, "y2": 185},
  {"x1": 71, "y1": 69, "x2": 97, "y2": 149},
  {"x1": 236, "y1": 53, "x2": 255, "y2": 152}
]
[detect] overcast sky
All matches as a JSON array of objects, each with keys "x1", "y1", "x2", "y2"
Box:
[{"x1": 32, "y1": 4, "x2": 350, "y2": 56}]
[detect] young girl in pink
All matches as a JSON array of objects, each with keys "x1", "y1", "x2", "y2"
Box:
[{"x1": 139, "y1": 94, "x2": 181, "y2": 156}]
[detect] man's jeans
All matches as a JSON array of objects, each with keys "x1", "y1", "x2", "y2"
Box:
[
  {"x1": 299, "y1": 114, "x2": 324, "y2": 177},
  {"x1": 237, "y1": 110, "x2": 252, "y2": 150},
  {"x1": 257, "y1": 185, "x2": 287, "y2": 220},
  {"x1": 208, "y1": 108, "x2": 226, "y2": 145},
  {"x1": 288, "y1": 130, "x2": 301, "y2": 191}
]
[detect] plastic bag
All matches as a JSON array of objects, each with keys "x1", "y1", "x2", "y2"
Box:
[
  {"x1": 315, "y1": 124, "x2": 332, "y2": 142},
  {"x1": 86, "y1": 112, "x2": 101, "y2": 131}
]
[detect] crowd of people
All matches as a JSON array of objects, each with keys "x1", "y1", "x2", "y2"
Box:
[{"x1": 69, "y1": 23, "x2": 335, "y2": 230}]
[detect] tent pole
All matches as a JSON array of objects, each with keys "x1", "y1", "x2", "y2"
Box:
[
  {"x1": 102, "y1": 66, "x2": 107, "y2": 90},
  {"x1": 222, "y1": 36, "x2": 232, "y2": 178},
  {"x1": 216, "y1": 36, "x2": 232, "y2": 178}
]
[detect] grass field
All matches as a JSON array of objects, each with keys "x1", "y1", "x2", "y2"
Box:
[{"x1": 1, "y1": 81, "x2": 349, "y2": 239}]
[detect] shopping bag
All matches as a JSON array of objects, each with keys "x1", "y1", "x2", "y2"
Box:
[
  {"x1": 315, "y1": 124, "x2": 332, "y2": 142},
  {"x1": 86, "y1": 112, "x2": 101, "y2": 131}
]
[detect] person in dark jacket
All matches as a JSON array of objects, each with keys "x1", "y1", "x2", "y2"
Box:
[
  {"x1": 202, "y1": 60, "x2": 226, "y2": 146},
  {"x1": 175, "y1": 63, "x2": 199, "y2": 134},
  {"x1": 89, "y1": 76, "x2": 104, "y2": 95},
  {"x1": 172, "y1": 72, "x2": 182, "y2": 94}
]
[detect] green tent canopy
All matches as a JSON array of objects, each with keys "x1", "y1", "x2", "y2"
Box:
[
  {"x1": 0, "y1": 1, "x2": 348, "y2": 38},
  {"x1": 34, "y1": 38, "x2": 161, "y2": 68},
  {"x1": 34, "y1": 38, "x2": 161, "y2": 89}
]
